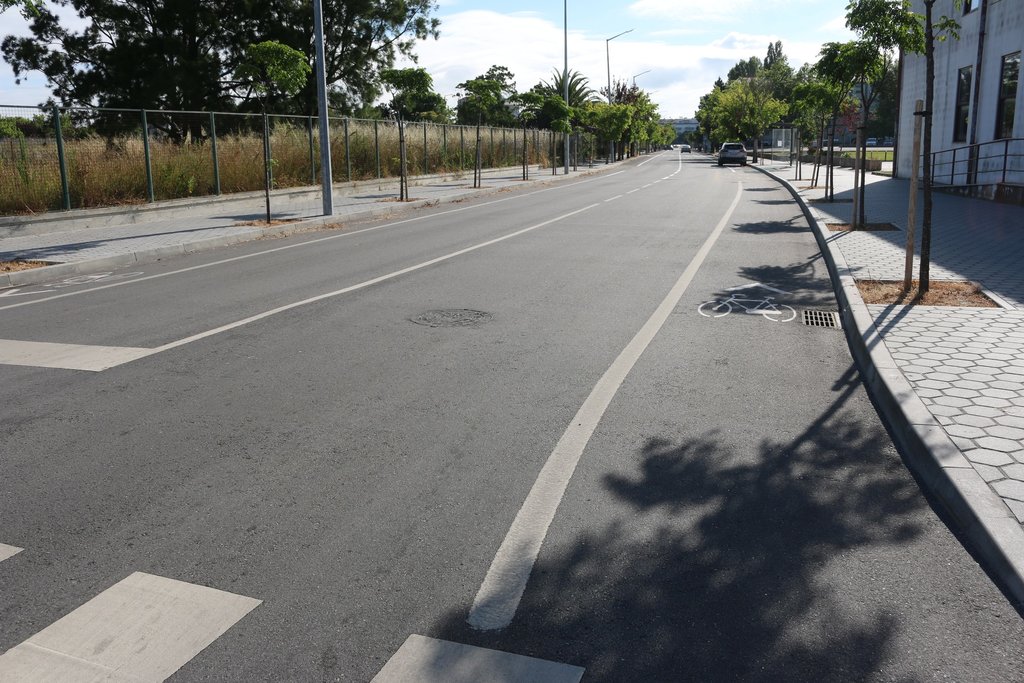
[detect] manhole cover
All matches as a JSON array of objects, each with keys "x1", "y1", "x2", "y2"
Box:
[
  {"x1": 802, "y1": 310, "x2": 842, "y2": 328},
  {"x1": 410, "y1": 309, "x2": 492, "y2": 327}
]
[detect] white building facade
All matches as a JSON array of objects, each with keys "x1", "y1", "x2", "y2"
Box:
[{"x1": 896, "y1": 0, "x2": 1022, "y2": 196}]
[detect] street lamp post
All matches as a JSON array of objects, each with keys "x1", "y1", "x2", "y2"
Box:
[
  {"x1": 563, "y1": 0, "x2": 569, "y2": 176},
  {"x1": 605, "y1": 28, "x2": 633, "y2": 163},
  {"x1": 313, "y1": 0, "x2": 332, "y2": 215},
  {"x1": 631, "y1": 69, "x2": 651, "y2": 87}
]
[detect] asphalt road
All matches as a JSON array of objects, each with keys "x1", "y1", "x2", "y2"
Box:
[{"x1": 1, "y1": 152, "x2": 1023, "y2": 681}]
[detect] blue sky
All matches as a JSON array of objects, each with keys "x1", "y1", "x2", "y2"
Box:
[{"x1": 0, "y1": 0, "x2": 854, "y2": 118}]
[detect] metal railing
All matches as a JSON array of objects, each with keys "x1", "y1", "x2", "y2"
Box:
[
  {"x1": 0, "y1": 104, "x2": 582, "y2": 216},
  {"x1": 930, "y1": 137, "x2": 1024, "y2": 188}
]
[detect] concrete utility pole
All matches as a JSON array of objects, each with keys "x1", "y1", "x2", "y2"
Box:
[
  {"x1": 563, "y1": 0, "x2": 570, "y2": 176},
  {"x1": 313, "y1": 0, "x2": 332, "y2": 215}
]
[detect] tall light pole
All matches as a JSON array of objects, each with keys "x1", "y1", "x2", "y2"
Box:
[
  {"x1": 313, "y1": 0, "x2": 332, "y2": 215},
  {"x1": 605, "y1": 28, "x2": 632, "y2": 162},
  {"x1": 563, "y1": 0, "x2": 569, "y2": 175},
  {"x1": 632, "y1": 70, "x2": 651, "y2": 86}
]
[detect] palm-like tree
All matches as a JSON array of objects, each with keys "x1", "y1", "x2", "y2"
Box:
[{"x1": 537, "y1": 69, "x2": 598, "y2": 107}]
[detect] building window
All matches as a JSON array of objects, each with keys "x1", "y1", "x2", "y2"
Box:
[
  {"x1": 953, "y1": 66, "x2": 972, "y2": 142},
  {"x1": 996, "y1": 52, "x2": 1020, "y2": 140}
]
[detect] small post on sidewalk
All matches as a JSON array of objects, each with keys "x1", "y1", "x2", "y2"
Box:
[
  {"x1": 141, "y1": 109, "x2": 155, "y2": 203},
  {"x1": 904, "y1": 99, "x2": 924, "y2": 291},
  {"x1": 53, "y1": 107, "x2": 71, "y2": 210}
]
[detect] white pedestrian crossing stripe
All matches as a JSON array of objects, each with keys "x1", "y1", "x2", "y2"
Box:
[
  {"x1": 0, "y1": 339, "x2": 155, "y2": 371},
  {"x1": 0, "y1": 571, "x2": 260, "y2": 681},
  {"x1": 373, "y1": 635, "x2": 584, "y2": 683},
  {"x1": 0, "y1": 543, "x2": 22, "y2": 563}
]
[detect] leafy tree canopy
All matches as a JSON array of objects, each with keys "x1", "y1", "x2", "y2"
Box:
[
  {"x1": 379, "y1": 67, "x2": 449, "y2": 122},
  {"x1": 2, "y1": 0, "x2": 440, "y2": 118},
  {"x1": 455, "y1": 65, "x2": 517, "y2": 126}
]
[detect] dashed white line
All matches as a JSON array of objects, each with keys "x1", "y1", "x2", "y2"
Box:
[
  {"x1": 467, "y1": 181, "x2": 745, "y2": 631},
  {"x1": 373, "y1": 635, "x2": 584, "y2": 683},
  {"x1": 0, "y1": 543, "x2": 22, "y2": 563},
  {"x1": 604, "y1": 195, "x2": 623, "y2": 202}
]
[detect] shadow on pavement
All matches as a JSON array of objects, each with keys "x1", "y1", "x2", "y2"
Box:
[{"x1": 427, "y1": 367, "x2": 955, "y2": 680}]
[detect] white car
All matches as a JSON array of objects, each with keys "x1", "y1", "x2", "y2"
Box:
[
  {"x1": 680, "y1": 144, "x2": 691, "y2": 153},
  {"x1": 718, "y1": 142, "x2": 746, "y2": 166}
]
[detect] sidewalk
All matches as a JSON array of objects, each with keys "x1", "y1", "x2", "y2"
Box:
[
  {"x1": 0, "y1": 164, "x2": 603, "y2": 288},
  {"x1": 756, "y1": 158, "x2": 1024, "y2": 607}
]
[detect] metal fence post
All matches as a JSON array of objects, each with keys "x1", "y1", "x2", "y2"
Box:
[
  {"x1": 53, "y1": 106, "x2": 71, "y2": 210},
  {"x1": 374, "y1": 119, "x2": 381, "y2": 179},
  {"x1": 307, "y1": 116, "x2": 316, "y2": 184},
  {"x1": 423, "y1": 122, "x2": 429, "y2": 175},
  {"x1": 141, "y1": 109, "x2": 155, "y2": 203},
  {"x1": 489, "y1": 127, "x2": 494, "y2": 168},
  {"x1": 442, "y1": 124, "x2": 447, "y2": 170},
  {"x1": 344, "y1": 117, "x2": 351, "y2": 182},
  {"x1": 209, "y1": 111, "x2": 221, "y2": 195}
]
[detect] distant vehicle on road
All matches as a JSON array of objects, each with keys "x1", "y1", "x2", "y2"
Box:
[
  {"x1": 866, "y1": 137, "x2": 878, "y2": 147},
  {"x1": 883, "y1": 136, "x2": 894, "y2": 146},
  {"x1": 680, "y1": 144, "x2": 691, "y2": 153},
  {"x1": 718, "y1": 142, "x2": 746, "y2": 166}
]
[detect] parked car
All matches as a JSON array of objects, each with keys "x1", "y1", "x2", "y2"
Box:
[
  {"x1": 866, "y1": 137, "x2": 878, "y2": 147},
  {"x1": 680, "y1": 144, "x2": 691, "y2": 153},
  {"x1": 718, "y1": 142, "x2": 746, "y2": 166},
  {"x1": 883, "y1": 136, "x2": 894, "y2": 146}
]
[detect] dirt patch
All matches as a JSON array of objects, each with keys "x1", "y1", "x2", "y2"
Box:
[
  {"x1": 0, "y1": 260, "x2": 52, "y2": 272},
  {"x1": 234, "y1": 218, "x2": 302, "y2": 227},
  {"x1": 827, "y1": 222, "x2": 899, "y2": 232},
  {"x1": 856, "y1": 279, "x2": 998, "y2": 307}
]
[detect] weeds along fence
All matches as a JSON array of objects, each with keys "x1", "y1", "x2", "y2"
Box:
[{"x1": 0, "y1": 104, "x2": 564, "y2": 216}]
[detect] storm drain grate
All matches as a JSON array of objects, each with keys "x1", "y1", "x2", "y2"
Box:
[{"x1": 802, "y1": 310, "x2": 842, "y2": 329}]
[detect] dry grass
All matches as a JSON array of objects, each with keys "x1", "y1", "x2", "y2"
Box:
[
  {"x1": 856, "y1": 279, "x2": 998, "y2": 307},
  {"x1": 0, "y1": 259, "x2": 52, "y2": 272}
]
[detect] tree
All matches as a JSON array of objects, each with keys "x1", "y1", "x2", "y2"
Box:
[
  {"x1": 817, "y1": 40, "x2": 891, "y2": 228},
  {"x1": 455, "y1": 65, "x2": 517, "y2": 127},
  {"x1": 727, "y1": 56, "x2": 761, "y2": 82},
  {"x1": 0, "y1": 0, "x2": 39, "y2": 17},
  {"x1": 1, "y1": 0, "x2": 440, "y2": 124},
  {"x1": 712, "y1": 79, "x2": 788, "y2": 158},
  {"x1": 846, "y1": 0, "x2": 959, "y2": 293},
  {"x1": 379, "y1": 67, "x2": 449, "y2": 122},
  {"x1": 536, "y1": 69, "x2": 597, "y2": 108}
]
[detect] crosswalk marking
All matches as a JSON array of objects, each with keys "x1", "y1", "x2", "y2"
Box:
[
  {"x1": 0, "y1": 339, "x2": 155, "y2": 371},
  {"x1": 0, "y1": 543, "x2": 22, "y2": 563},
  {"x1": 372, "y1": 635, "x2": 584, "y2": 683},
  {"x1": 0, "y1": 571, "x2": 260, "y2": 682}
]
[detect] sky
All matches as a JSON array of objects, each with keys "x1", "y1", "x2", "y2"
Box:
[{"x1": 0, "y1": 0, "x2": 855, "y2": 119}]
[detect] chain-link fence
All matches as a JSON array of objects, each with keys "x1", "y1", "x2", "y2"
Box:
[{"x1": 0, "y1": 104, "x2": 567, "y2": 216}]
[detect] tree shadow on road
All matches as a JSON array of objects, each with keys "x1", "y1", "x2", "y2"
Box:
[{"x1": 428, "y1": 367, "x2": 948, "y2": 680}]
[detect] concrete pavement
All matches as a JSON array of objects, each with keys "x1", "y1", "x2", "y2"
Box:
[{"x1": 755, "y1": 157, "x2": 1024, "y2": 607}]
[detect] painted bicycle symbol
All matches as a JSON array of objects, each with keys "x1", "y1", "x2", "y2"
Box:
[{"x1": 698, "y1": 293, "x2": 797, "y2": 322}]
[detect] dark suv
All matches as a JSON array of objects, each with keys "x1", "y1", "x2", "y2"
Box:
[{"x1": 718, "y1": 143, "x2": 746, "y2": 166}]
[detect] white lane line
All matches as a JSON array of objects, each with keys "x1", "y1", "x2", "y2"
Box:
[
  {"x1": 0, "y1": 340, "x2": 155, "y2": 372},
  {"x1": 604, "y1": 195, "x2": 623, "y2": 203},
  {"x1": 626, "y1": 189, "x2": 639, "y2": 194},
  {"x1": 152, "y1": 203, "x2": 601, "y2": 356},
  {"x1": 1, "y1": 203, "x2": 602, "y2": 370},
  {"x1": 0, "y1": 543, "x2": 23, "y2": 562},
  {"x1": 467, "y1": 182, "x2": 745, "y2": 631},
  {"x1": 0, "y1": 571, "x2": 260, "y2": 681},
  {"x1": 636, "y1": 153, "x2": 666, "y2": 167},
  {"x1": 0, "y1": 172, "x2": 627, "y2": 313},
  {"x1": 373, "y1": 635, "x2": 584, "y2": 683}
]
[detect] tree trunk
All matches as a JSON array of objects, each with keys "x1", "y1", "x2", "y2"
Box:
[{"x1": 920, "y1": 0, "x2": 935, "y2": 293}]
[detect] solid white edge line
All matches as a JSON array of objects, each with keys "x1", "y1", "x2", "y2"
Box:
[
  {"x1": 153, "y1": 203, "x2": 602, "y2": 354},
  {"x1": 466, "y1": 181, "x2": 744, "y2": 631},
  {"x1": 0, "y1": 171, "x2": 628, "y2": 313}
]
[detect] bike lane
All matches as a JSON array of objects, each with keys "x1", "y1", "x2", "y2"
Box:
[{"x1": 429, "y1": 162, "x2": 1024, "y2": 680}]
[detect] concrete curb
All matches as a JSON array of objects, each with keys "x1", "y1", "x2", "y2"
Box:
[{"x1": 753, "y1": 163, "x2": 1024, "y2": 609}]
